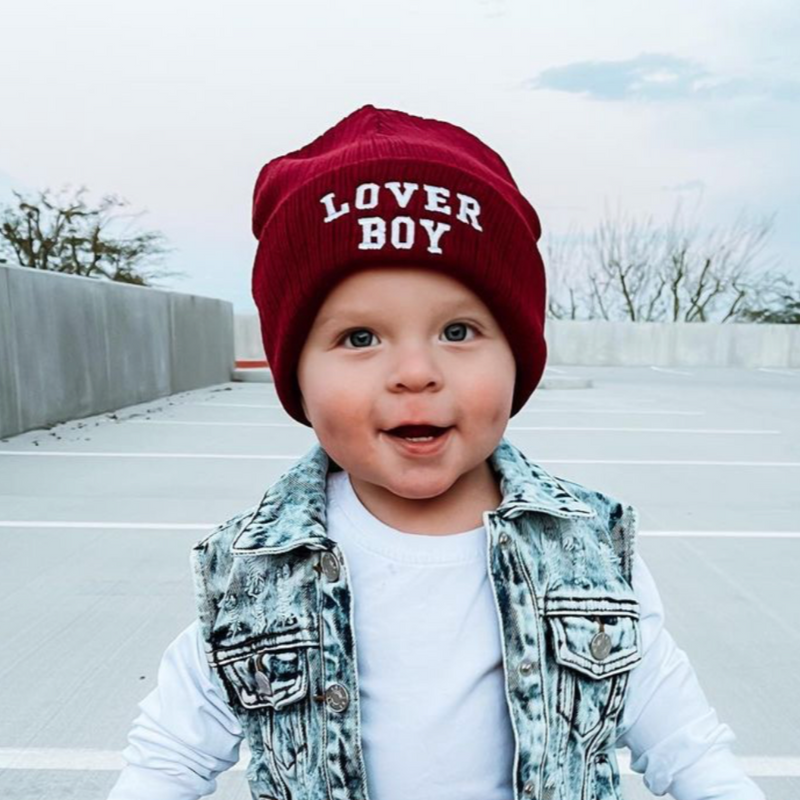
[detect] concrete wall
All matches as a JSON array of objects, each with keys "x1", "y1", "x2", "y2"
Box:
[
  {"x1": 0, "y1": 265, "x2": 234, "y2": 439},
  {"x1": 233, "y1": 313, "x2": 800, "y2": 368},
  {"x1": 546, "y1": 319, "x2": 800, "y2": 368},
  {"x1": 234, "y1": 312, "x2": 268, "y2": 366}
]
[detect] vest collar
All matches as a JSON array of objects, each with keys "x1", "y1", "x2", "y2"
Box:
[{"x1": 231, "y1": 436, "x2": 596, "y2": 555}]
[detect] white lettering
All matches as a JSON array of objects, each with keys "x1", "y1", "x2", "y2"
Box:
[
  {"x1": 320, "y1": 192, "x2": 349, "y2": 223},
  {"x1": 384, "y1": 181, "x2": 419, "y2": 209},
  {"x1": 321, "y1": 182, "x2": 483, "y2": 251},
  {"x1": 390, "y1": 217, "x2": 415, "y2": 249},
  {"x1": 424, "y1": 185, "x2": 452, "y2": 215},
  {"x1": 357, "y1": 217, "x2": 386, "y2": 249},
  {"x1": 355, "y1": 183, "x2": 380, "y2": 210},
  {"x1": 456, "y1": 193, "x2": 483, "y2": 231},
  {"x1": 418, "y1": 219, "x2": 451, "y2": 254}
]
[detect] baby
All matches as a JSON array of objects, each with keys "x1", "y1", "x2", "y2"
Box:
[{"x1": 108, "y1": 104, "x2": 765, "y2": 800}]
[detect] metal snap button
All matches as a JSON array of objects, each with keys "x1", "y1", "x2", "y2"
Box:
[
  {"x1": 519, "y1": 658, "x2": 536, "y2": 675},
  {"x1": 522, "y1": 779, "x2": 535, "y2": 795},
  {"x1": 325, "y1": 683, "x2": 349, "y2": 712},
  {"x1": 321, "y1": 552, "x2": 340, "y2": 582},
  {"x1": 590, "y1": 631, "x2": 612, "y2": 661},
  {"x1": 498, "y1": 532, "x2": 510, "y2": 546}
]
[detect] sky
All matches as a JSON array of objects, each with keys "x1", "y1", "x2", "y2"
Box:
[{"x1": 1, "y1": 0, "x2": 798, "y2": 313}]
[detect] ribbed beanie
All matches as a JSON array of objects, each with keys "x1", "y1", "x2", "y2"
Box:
[{"x1": 251, "y1": 104, "x2": 548, "y2": 427}]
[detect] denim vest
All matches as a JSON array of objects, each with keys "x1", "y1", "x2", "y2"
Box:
[{"x1": 191, "y1": 437, "x2": 642, "y2": 800}]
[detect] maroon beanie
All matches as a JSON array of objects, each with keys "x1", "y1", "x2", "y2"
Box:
[{"x1": 251, "y1": 104, "x2": 547, "y2": 427}]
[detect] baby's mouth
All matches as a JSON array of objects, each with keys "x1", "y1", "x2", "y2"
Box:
[{"x1": 384, "y1": 424, "x2": 453, "y2": 442}]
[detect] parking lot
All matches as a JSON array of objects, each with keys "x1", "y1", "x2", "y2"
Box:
[{"x1": 1, "y1": 365, "x2": 798, "y2": 798}]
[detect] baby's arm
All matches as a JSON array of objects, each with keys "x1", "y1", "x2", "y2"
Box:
[
  {"x1": 616, "y1": 553, "x2": 765, "y2": 799},
  {"x1": 107, "y1": 619, "x2": 244, "y2": 800}
]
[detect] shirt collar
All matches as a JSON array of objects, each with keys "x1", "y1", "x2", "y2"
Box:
[{"x1": 231, "y1": 435, "x2": 595, "y2": 555}]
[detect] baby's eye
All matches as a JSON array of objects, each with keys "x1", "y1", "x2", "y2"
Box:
[
  {"x1": 340, "y1": 329, "x2": 378, "y2": 349},
  {"x1": 442, "y1": 322, "x2": 478, "y2": 342},
  {"x1": 338, "y1": 322, "x2": 478, "y2": 349}
]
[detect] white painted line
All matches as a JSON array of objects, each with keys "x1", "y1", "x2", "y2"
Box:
[
  {"x1": 538, "y1": 458, "x2": 800, "y2": 466},
  {"x1": 510, "y1": 426, "x2": 778, "y2": 434},
  {"x1": 0, "y1": 451, "x2": 299, "y2": 460},
  {"x1": 125, "y1": 418, "x2": 304, "y2": 428},
  {"x1": 127, "y1": 420, "x2": 770, "y2": 434},
  {"x1": 0, "y1": 748, "x2": 127, "y2": 770},
  {"x1": 650, "y1": 366, "x2": 694, "y2": 376},
  {"x1": 638, "y1": 530, "x2": 800, "y2": 539},
  {"x1": 0, "y1": 521, "x2": 213, "y2": 530},
  {"x1": 615, "y1": 749, "x2": 800, "y2": 777},
  {"x1": 192, "y1": 402, "x2": 706, "y2": 415},
  {"x1": 758, "y1": 367, "x2": 799, "y2": 376},
  {"x1": 1, "y1": 452, "x2": 799, "y2": 466},
  {"x1": 0, "y1": 521, "x2": 798, "y2": 538},
  {"x1": 739, "y1": 756, "x2": 800, "y2": 776},
  {"x1": 544, "y1": 367, "x2": 567, "y2": 374},
  {"x1": 0, "y1": 747, "x2": 797, "y2": 776},
  {"x1": 519, "y1": 409, "x2": 706, "y2": 416},
  {"x1": 191, "y1": 402, "x2": 297, "y2": 408}
]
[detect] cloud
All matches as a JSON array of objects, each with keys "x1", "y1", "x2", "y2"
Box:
[{"x1": 525, "y1": 53, "x2": 800, "y2": 103}]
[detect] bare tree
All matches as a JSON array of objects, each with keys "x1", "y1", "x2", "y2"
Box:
[
  {"x1": 0, "y1": 184, "x2": 187, "y2": 287},
  {"x1": 587, "y1": 203, "x2": 664, "y2": 321},
  {"x1": 544, "y1": 198, "x2": 785, "y2": 323},
  {"x1": 736, "y1": 274, "x2": 800, "y2": 323},
  {"x1": 544, "y1": 222, "x2": 585, "y2": 320}
]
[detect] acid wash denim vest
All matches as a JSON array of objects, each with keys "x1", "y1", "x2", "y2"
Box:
[{"x1": 191, "y1": 437, "x2": 642, "y2": 800}]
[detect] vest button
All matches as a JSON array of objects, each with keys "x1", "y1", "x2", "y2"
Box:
[
  {"x1": 522, "y1": 779, "x2": 535, "y2": 795},
  {"x1": 498, "y1": 532, "x2": 510, "y2": 546},
  {"x1": 325, "y1": 683, "x2": 350, "y2": 712},
  {"x1": 519, "y1": 658, "x2": 536, "y2": 675},
  {"x1": 590, "y1": 631, "x2": 612, "y2": 661},
  {"x1": 321, "y1": 552, "x2": 340, "y2": 582}
]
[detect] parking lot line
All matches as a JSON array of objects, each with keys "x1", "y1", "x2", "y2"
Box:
[
  {"x1": 1, "y1": 521, "x2": 798, "y2": 537},
  {"x1": 1, "y1": 747, "x2": 797, "y2": 776},
  {"x1": 540, "y1": 458, "x2": 800, "y2": 466},
  {"x1": 1, "y1": 452, "x2": 799, "y2": 466},
  {"x1": 190, "y1": 402, "x2": 708, "y2": 415},
  {"x1": 125, "y1": 420, "x2": 772, "y2": 434},
  {"x1": 650, "y1": 366, "x2": 694, "y2": 376},
  {"x1": 757, "y1": 368, "x2": 799, "y2": 376}
]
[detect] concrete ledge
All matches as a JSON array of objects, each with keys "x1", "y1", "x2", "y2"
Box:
[
  {"x1": 231, "y1": 367, "x2": 592, "y2": 390},
  {"x1": 546, "y1": 319, "x2": 800, "y2": 368},
  {"x1": 233, "y1": 314, "x2": 800, "y2": 369},
  {"x1": 233, "y1": 367, "x2": 274, "y2": 383},
  {"x1": 0, "y1": 265, "x2": 235, "y2": 439},
  {"x1": 538, "y1": 376, "x2": 593, "y2": 390}
]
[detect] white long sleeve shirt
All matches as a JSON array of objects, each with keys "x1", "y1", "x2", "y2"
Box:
[{"x1": 108, "y1": 471, "x2": 765, "y2": 799}]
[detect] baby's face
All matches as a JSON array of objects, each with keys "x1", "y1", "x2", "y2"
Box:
[{"x1": 297, "y1": 267, "x2": 516, "y2": 503}]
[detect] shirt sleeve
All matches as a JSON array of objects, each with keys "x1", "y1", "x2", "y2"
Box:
[
  {"x1": 107, "y1": 619, "x2": 245, "y2": 800},
  {"x1": 615, "y1": 552, "x2": 766, "y2": 799}
]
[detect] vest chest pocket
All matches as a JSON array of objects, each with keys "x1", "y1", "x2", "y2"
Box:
[
  {"x1": 209, "y1": 637, "x2": 323, "y2": 799},
  {"x1": 212, "y1": 644, "x2": 311, "y2": 712},
  {"x1": 544, "y1": 594, "x2": 642, "y2": 741}
]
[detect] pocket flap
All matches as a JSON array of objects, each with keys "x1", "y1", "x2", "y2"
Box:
[
  {"x1": 545, "y1": 595, "x2": 642, "y2": 679},
  {"x1": 211, "y1": 643, "x2": 310, "y2": 711}
]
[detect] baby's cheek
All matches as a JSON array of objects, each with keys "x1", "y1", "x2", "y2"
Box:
[{"x1": 315, "y1": 390, "x2": 373, "y2": 437}]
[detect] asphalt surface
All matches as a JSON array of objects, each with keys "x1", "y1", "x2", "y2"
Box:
[{"x1": 1, "y1": 365, "x2": 798, "y2": 799}]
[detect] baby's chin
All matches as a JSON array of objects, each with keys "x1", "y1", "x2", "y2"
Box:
[{"x1": 375, "y1": 471, "x2": 462, "y2": 502}]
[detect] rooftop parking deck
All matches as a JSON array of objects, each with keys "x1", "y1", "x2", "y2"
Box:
[{"x1": 1, "y1": 364, "x2": 798, "y2": 798}]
